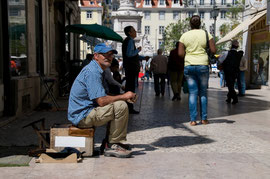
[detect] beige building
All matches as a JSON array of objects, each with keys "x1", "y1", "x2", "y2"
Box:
[
  {"x1": 0, "y1": 0, "x2": 80, "y2": 118},
  {"x1": 133, "y1": 0, "x2": 242, "y2": 52},
  {"x1": 79, "y1": 0, "x2": 103, "y2": 59}
]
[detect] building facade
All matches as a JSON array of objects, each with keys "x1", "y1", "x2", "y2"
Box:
[
  {"x1": 0, "y1": 0, "x2": 81, "y2": 118},
  {"x1": 133, "y1": 0, "x2": 241, "y2": 52}
]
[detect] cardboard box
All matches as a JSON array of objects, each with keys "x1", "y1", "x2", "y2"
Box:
[{"x1": 50, "y1": 124, "x2": 95, "y2": 157}]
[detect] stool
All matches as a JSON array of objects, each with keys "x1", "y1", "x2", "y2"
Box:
[
  {"x1": 50, "y1": 124, "x2": 95, "y2": 157},
  {"x1": 22, "y1": 118, "x2": 50, "y2": 149},
  {"x1": 40, "y1": 75, "x2": 60, "y2": 110}
]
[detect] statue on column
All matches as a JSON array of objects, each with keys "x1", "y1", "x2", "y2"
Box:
[{"x1": 120, "y1": 0, "x2": 134, "y2": 7}]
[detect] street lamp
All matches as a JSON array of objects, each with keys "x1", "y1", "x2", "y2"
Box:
[{"x1": 212, "y1": 0, "x2": 219, "y2": 42}]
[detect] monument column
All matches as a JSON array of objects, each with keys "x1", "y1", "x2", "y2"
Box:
[{"x1": 111, "y1": 0, "x2": 143, "y2": 57}]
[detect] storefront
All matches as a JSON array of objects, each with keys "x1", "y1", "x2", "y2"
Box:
[
  {"x1": 8, "y1": 0, "x2": 28, "y2": 77},
  {"x1": 0, "y1": 1, "x2": 4, "y2": 116},
  {"x1": 249, "y1": 15, "x2": 270, "y2": 87},
  {"x1": 0, "y1": 0, "x2": 80, "y2": 118}
]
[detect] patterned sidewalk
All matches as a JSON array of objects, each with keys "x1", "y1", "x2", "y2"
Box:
[{"x1": 0, "y1": 77, "x2": 270, "y2": 178}]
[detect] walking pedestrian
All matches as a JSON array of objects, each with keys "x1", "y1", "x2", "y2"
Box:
[
  {"x1": 168, "y1": 42, "x2": 184, "y2": 101},
  {"x1": 219, "y1": 40, "x2": 242, "y2": 104},
  {"x1": 178, "y1": 15, "x2": 216, "y2": 126},
  {"x1": 150, "y1": 49, "x2": 168, "y2": 96},
  {"x1": 237, "y1": 50, "x2": 247, "y2": 96}
]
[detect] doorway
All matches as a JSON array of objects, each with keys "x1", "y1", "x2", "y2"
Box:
[{"x1": 0, "y1": 1, "x2": 4, "y2": 116}]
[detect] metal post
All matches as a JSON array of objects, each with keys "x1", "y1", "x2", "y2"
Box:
[
  {"x1": 212, "y1": 0, "x2": 219, "y2": 42},
  {"x1": 155, "y1": 29, "x2": 157, "y2": 52},
  {"x1": 195, "y1": 0, "x2": 199, "y2": 15}
]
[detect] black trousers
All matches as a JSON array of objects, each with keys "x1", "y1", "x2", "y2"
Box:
[
  {"x1": 224, "y1": 71, "x2": 238, "y2": 102},
  {"x1": 154, "y1": 73, "x2": 166, "y2": 95},
  {"x1": 125, "y1": 69, "x2": 139, "y2": 110},
  {"x1": 125, "y1": 69, "x2": 139, "y2": 93}
]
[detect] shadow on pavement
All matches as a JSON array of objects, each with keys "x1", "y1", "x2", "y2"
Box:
[
  {"x1": 208, "y1": 119, "x2": 235, "y2": 124},
  {"x1": 151, "y1": 135, "x2": 215, "y2": 148},
  {"x1": 0, "y1": 146, "x2": 37, "y2": 158}
]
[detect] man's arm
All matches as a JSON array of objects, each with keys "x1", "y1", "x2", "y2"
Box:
[
  {"x1": 126, "y1": 39, "x2": 140, "y2": 57},
  {"x1": 96, "y1": 91, "x2": 136, "y2": 107},
  {"x1": 104, "y1": 68, "x2": 122, "y2": 88}
]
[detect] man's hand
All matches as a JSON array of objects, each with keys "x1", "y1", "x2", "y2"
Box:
[
  {"x1": 124, "y1": 92, "x2": 138, "y2": 104},
  {"x1": 122, "y1": 91, "x2": 136, "y2": 101},
  {"x1": 137, "y1": 46, "x2": 142, "y2": 52},
  {"x1": 96, "y1": 91, "x2": 136, "y2": 107}
]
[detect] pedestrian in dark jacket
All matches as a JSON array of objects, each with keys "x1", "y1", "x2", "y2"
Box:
[
  {"x1": 168, "y1": 42, "x2": 184, "y2": 101},
  {"x1": 220, "y1": 40, "x2": 242, "y2": 104}
]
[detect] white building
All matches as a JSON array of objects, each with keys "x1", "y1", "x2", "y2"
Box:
[{"x1": 132, "y1": 0, "x2": 241, "y2": 52}]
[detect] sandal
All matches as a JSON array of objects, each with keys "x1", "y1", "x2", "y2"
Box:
[
  {"x1": 190, "y1": 121, "x2": 197, "y2": 126},
  {"x1": 201, "y1": 120, "x2": 209, "y2": 125}
]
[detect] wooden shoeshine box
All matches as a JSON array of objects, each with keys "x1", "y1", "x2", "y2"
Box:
[{"x1": 50, "y1": 124, "x2": 95, "y2": 156}]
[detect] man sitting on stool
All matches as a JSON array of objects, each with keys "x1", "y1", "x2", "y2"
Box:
[{"x1": 68, "y1": 43, "x2": 136, "y2": 158}]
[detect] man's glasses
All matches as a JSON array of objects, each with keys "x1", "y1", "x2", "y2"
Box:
[{"x1": 100, "y1": 53, "x2": 114, "y2": 58}]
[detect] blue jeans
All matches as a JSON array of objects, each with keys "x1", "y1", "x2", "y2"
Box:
[
  {"x1": 142, "y1": 71, "x2": 150, "y2": 80},
  {"x1": 237, "y1": 71, "x2": 246, "y2": 95},
  {"x1": 184, "y1": 65, "x2": 209, "y2": 121},
  {"x1": 219, "y1": 71, "x2": 225, "y2": 87}
]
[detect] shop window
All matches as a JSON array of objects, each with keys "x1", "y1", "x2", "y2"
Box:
[
  {"x1": 8, "y1": 0, "x2": 27, "y2": 77},
  {"x1": 251, "y1": 42, "x2": 269, "y2": 86}
]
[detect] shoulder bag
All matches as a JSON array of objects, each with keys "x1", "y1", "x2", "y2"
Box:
[{"x1": 204, "y1": 30, "x2": 217, "y2": 64}]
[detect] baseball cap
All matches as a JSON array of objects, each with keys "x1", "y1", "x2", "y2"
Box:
[{"x1": 94, "y1": 43, "x2": 118, "y2": 54}]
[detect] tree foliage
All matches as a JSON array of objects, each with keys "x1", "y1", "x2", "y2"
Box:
[
  {"x1": 163, "y1": 18, "x2": 190, "y2": 53},
  {"x1": 218, "y1": 0, "x2": 245, "y2": 51}
]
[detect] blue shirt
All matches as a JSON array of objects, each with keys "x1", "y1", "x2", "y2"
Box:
[
  {"x1": 68, "y1": 60, "x2": 106, "y2": 125},
  {"x1": 126, "y1": 37, "x2": 144, "y2": 60}
]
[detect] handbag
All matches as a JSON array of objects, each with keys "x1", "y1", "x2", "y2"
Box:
[
  {"x1": 205, "y1": 30, "x2": 217, "y2": 64},
  {"x1": 182, "y1": 77, "x2": 189, "y2": 94}
]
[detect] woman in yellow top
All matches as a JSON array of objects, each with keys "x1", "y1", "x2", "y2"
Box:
[{"x1": 178, "y1": 15, "x2": 216, "y2": 126}]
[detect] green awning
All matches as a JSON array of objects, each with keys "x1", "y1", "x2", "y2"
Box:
[{"x1": 65, "y1": 24, "x2": 123, "y2": 42}]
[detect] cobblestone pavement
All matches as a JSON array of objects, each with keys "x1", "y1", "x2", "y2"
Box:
[{"x1": 1, "y1": 76, "x2": 270, "y2": 178}]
